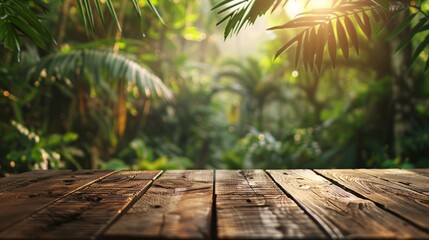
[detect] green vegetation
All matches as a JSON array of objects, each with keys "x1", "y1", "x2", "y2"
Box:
[{"x1": 1, "y1": 0, "x2": 428, "y2": 175}]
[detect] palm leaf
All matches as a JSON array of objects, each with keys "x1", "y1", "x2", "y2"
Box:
[
  {"x1": 2, "y1": 0, "x2": 163, "y2": 58},
  {"x1": 29, "y1": 49, "x2": 173, "y2": 101},
  {"x1": 214, "y1": 0, "x2": 427, "y2": 71},
  {"x1": 0, "y1": 0, "x2": 52, "y2": 60}
]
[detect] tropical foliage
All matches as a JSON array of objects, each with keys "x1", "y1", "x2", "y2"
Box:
[
  {"x1": 1, "y1": 0, "x2": 429, "y2": 176},
  {"x1": 213, "y1": 0, "x2": 429, "y2": 72},
  {"x1": 0, "y1": 0, "x2": 161, "y2": 58}
]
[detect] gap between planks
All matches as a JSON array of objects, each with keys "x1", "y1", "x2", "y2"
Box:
[
  {"x1": 314, "y1": 169, "x2": 429, "y2": 234},
  {"x1": 0, "y1": 170, "x2": 115, "y2": 232},
  {"x1": 104, "y1": 170, "x2": 214, "y2": 240},
  {"x1": 0, "y1": 171, "x2": 162, "y2": 240},
  {"x1": 1, "y1": 169, "x2": 428, "y2": 240},
  {"x1": 211, "y1": 169, "x2": 217, "y2": 240},
  {"x1": 215, "y1": 170, "x2": 325, "y2": 239},
  {"x1": 267, "y1": 169, "x2": 429, "y2": 239},
  {"x1": 96, "y1": 170, "x2": 164, "y2": 238}
]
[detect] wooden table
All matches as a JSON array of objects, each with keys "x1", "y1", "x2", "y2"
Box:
[{"x1": 0, "y1": 169, "x2": 428, "y2": 239}]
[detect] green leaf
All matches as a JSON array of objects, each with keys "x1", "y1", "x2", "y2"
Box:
[
  {"x1": 344, "y1": 16, "x2": 359, "y2": 55},
  {"x1": 295, "y1": 33, "x2": 304, "y2": 68},
  {"x1": 394, "y1": 18, "x2": 428, "y2": 54},
  {"x1": 105, "y1": 0, "x2": 122, "y2": 32},
  {"x1": 336, "y1": 19, "x2": 349, "y2": 61},
  {"x1": 274, "y1": 32, "x2": 302, "y2": 59},
  {"x1": 371, "y1": 0, "x2": 389, "y2": 10},
  {"x1": 94, "y1": 0, "x2": 105, "y2": 24},
  {"x1": 425, "y1": 55, "x2": 429, "y2": 75},
  {"x1": 31, "y1": 50, "x2": 173, "y2": 101},
  {"x1": 315, "y1": 23, "x2": 327, "y2": 72},
  {"x1": 410, "y1": 34, "x2": 429, "y2": 68},
  {"x1": 354, "y1": 12, "x2": 371, "y2": 40},
  {"x1": 327, "y1": 21, "x2": 337, "y2": 69},
  {"x1": 308, "y1": 27, "x2": 317, "y2": 71},
  {"x1": 386, "y1": 13, "x2": 417, "y2": 41},
  {"x1": 84, "y1": 0, "x2": 96, "y2": 32},
  {"x1": 11, "y1": 15, "x2": 46, "y2": 49},
  {"x1": 147, "y1": 0, "x2": 165, "y2": 25},
  {"x1": 76, "y1": 0, "x2": 90, "y2": 36}
]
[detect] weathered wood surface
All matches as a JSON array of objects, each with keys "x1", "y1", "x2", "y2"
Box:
[
  {"x1": 0, "y1": 170, "x2": 71, "y2": 193},
  {"x1": 105, "y1": 170, "x2": 213, "y2": 239},
  {"x1": 0, "y1": 169, "x2": 428, "y2": 239},
  {"x1": 317, "y1": 169, "x2": 429, "y2": 231},
  {"x1": 216, "y1": 170, "x2": 324, "y2": 239},
  {"x1": 0, "y1": 170, "x2": 113, "y2": 231},
  {"x1": 357, "y1": 169, "x2": 429, "y2": 195},
  {"x1": 410, "y1": 168, "x2": 429, "y2": 178},
  {"x1": 268, "y1": 170, "x2": 428, "y2": 239},
  {"x1": 0, "y1": 171, "x2": 161, "y2": 240}
]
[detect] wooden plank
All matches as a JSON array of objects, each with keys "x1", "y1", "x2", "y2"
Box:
[
  {"x1": 357, "y1": 169, "x2": 429, "y2": 195},
  {"x1": 0, "y1": 170, "x2": 161, "y2": 240},
  {"x1": 410, "y1": 169, "x2": 429, "y2": 178},
  {"x1": 316, "y1": 169, "x2": 429, "y2": 233},
  {"x1": 216, "y1": 170, "x2": 325, "y2": 239},
  {"x1": 0, "y1": 170, "x2": 112, "y2": 231},
  {"x1": 105, "y1": 170, "x2": 214, "y2": 240},
  {"x1": 268, "y1": 170, "x2": 428, "y2": 239},
  {"x1": 0, "y1": 170, "x2": 71, "y2": 193},
  {"x1": 216, "y1": 170, "x2": 285, "y2": 196}
]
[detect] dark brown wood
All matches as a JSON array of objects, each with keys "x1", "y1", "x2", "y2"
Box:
[
  {"x1": 316, "y1": 169, "x2": 429, "y2": 232},
  {"x1": 0, "y1": 170, "x2": 113, "y2": 231},
  {"x1": 0, "y1": 170, "x2": 161, "y2": 240},
  {"x1": 105, "y1": 170, "x2": 213, "y2": 239},
  {"x1": 357, "y1": 169, "x2": 429, "y2": 195},
  {"x1": 1, "y1": 169, "x2": 428, "y2": 239},
  {"x1": 0, "y1": 170, "x2": 71, "y2": 193},
  {"x1": 216, "y1": 170, "x2": 325, "y2": 239},
  {"x1": 268, "y1": 170, "x2": 428, "y2": 239}
]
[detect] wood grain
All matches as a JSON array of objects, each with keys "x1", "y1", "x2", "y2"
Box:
[
  {"x1": 269, "y1": 170, "x2": 428, "y2": 239},
  {"x1": 105, "y1": 170, "x2": 214, "y2": 240},
  {"x1": 357, "y1": 169, "x2": 429, "y2": 195},
  {"x1": 317, "y1": 169, "x2": 429, "y2": 232},
  {"x1": 410, "y1": 168, "x2": 429, "y2": 178},
  {"x1": 0, "y1": 170, "x2": 71, "y2": 193},
  {"x1": 216, "y1": 170, "x2": 324, "y2": 239},
  {"x1": 0, "y1": 170, "x2": 112, "y2": 231},
  {"x1": 1, "y1": 169, "x2": 428, "y2": 239},
  {"x1": 0, "y1": 171, "x2": 161, "y2": 240}
]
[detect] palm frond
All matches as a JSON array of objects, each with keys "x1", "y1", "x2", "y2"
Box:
[
  {"x1": 214, "y1": 0, "x2": 429, "y2": 73},
  {"x1": 28, "y1": 49, "x2": 173, "y2": 101},
  {"x1": 76, "y1": 0, "x2": 165, "y2": 35},
  {"x1": 1, "y1": 0, "x2": 163, "y2": 58},
  {"x1": 0, "y1": 0, "x2": 52, "y2": 61}
]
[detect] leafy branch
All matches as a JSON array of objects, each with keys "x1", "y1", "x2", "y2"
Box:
[
  {"x1": 213, "y1": 0, "x2": 429, "y2": 72},
  {"x1": 268, "y1": 1, "x2": 385, "y2": 71},
  {"x1": 76, "y1": 0, "x2": 165, "y2": 35},
  {"x1": 0, "y1": 0, "x2": 164, "y2": 60},
  {"x1": 0, "y1": 0, "x2": 52, "y2": 61}
]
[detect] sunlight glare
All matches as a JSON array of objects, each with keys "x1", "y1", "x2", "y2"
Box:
[
  {"x1": 285, "y1": 1, "x2": 302, "y2": 19},
  {"x1": 285, "y1": 0, "x2": 331, "y2": 18}
]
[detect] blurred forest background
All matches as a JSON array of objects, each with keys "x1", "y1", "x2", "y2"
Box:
[{"x1": 1, "y1": 0, "x2": 429, "y2": 175}]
